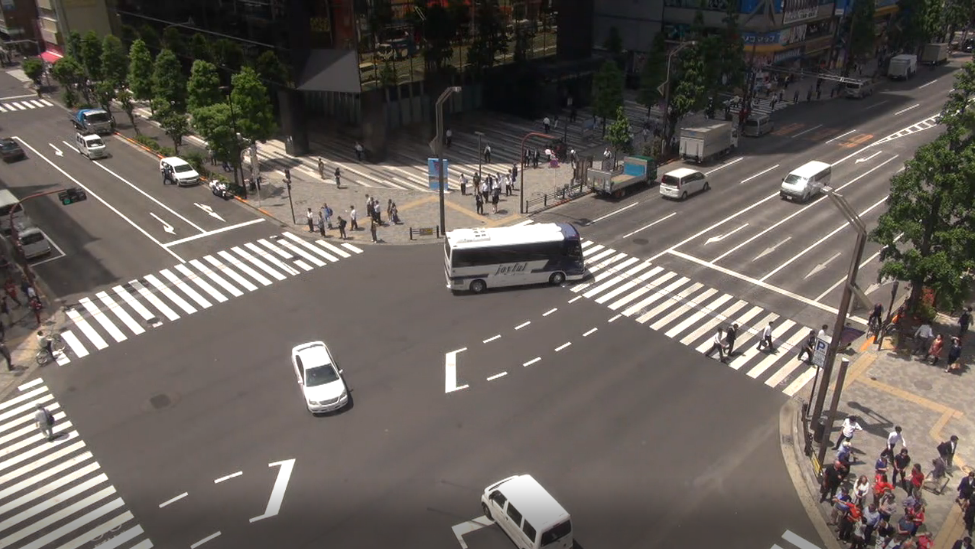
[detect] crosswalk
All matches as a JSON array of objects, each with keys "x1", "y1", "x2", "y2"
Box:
[
  {"x1": 0, "y1": 378, "x2": 153, "y2": 549},
  {"x1": 0, "y1": 99, "x2": 53, "y2": 113},
  {"x1": 517, "y1": 220, "x2": 820, "y2": 397},
  {"x1": 52, "y1": 232, "x2": 364, "y2": 366},
  {"x1": 770, "y1": 530, "x2": 821, "y2": 549}
]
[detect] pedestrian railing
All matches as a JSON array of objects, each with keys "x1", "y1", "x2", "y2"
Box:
[
  {"x1": 524, "y1": 182, "x2": 590, "y2": 213},
  {"x1": 409, "y1": 226, "x2": 441, "y2": 240}
]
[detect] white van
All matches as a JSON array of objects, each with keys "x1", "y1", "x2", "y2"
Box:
[
  {"x1": 660, "y1": 167, "x2": 710, "y2": 200},
  {"x1": 743, "y1": 113, "x2": 774, "y2": 137},
  {"x1": 845, "y1": 80, "x2": 875, "y2": 99},
  {"x1": 17, "y1": 225, "x2": 51, "y2": 259},
  {"x1": 0, "y1": 189, "x2": 26, "y2": 235},
  {"x1": 76, "y1": 132, "x2": 107, "y2": 159},
  {"x1": 781, "y1": 160, "x2": 831, "y2": 202},
  {"x1": 481, "y1": 474, "x2": 573, "y2": 549}
]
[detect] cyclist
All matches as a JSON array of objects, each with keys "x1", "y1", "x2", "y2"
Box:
[
  {"x1": 36, "y1": 330, "x2": 54, "y2": 362},
  {"x1": 869, "y1": 303, "x2": 884, "y2": 332}
]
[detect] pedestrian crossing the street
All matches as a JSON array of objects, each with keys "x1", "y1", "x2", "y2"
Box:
[
  {"x1": 0, "y1": 378, "x2": 154, "y2": 549},
  {"x1": 0, "y1": 99, "x2": 53, "y2": 113},
  {"x1": 51, "y1": 232, "x2": 364, "y2": 366}
]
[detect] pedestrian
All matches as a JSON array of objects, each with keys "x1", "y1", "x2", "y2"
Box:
[
  {"x1": 909, "y1": 463, "x2": 925, "y2": 497},
  {"x1": 939, "y1": 435, "x2": 959, "y2": 469},
  {"x1": 705, "y1": 327, "x2": 727, "y2": 362},
  {"x1": 953, "y1": 536, "x2": 974, "y2": 549},
  {"x1": 852, "y1": 475, "x2": 871, "y2": 508},
  {"x1": 475, "y1": 192, "x2": 484, "y2": 215},
  {"x1": 840, "y1": 498, "x2": 861, "y2": 541},
  {"x1": 883, "y1": 426, "x2": 907, "y2": 459},
  {"x1": 334, "y1": 167, "x2": 342, "y2": 188},
  {"x1": 958, "y1": 472, "x2": 975, "y2": 506},
  {"x1": 966, "y1": 501, "x2": 975, "y2": 535},
  {"x1": 390, "y1": 202, "x2": 399, "y2": 224},
  {"x1": 483, "y1": 144, "x2": 492, "y2": 164},
  {"x1": 504, "y1": 174, "x2": 512, "y2": 197},
  {"x1": 873, "y1": 473, "x2": 893, "y2": 507},
  {"x1": 22, "y1": 281, "x2": 35, "y2": 303},
  {"x1": 928, "y1": 334, "x2": 945, "y2": 364},
  {"x1": 863, "y1": 503, "x2": 881, "y2": 543},
  {"x1": 304, "y1": 208, "x2": 314, "y2": 232},
  {"x1": 960, "y1": 307, "x2": 972, "y2": 339},
  {"x1": 35, "y1": 405, "x2": 54, "y2": 440},
  {"x1": 354, "y1": 142, "x2": 364, "y2": 161},
  {"x1": 512, "y1": 163, "x2": 518, "y2": 182},
  {"x1": 318, "y1": 158, "x2": 325, "y2": 179},
  {"x1": 386, "y1": 199, "x2": 393, "y2": 222},
  {"x1": 875, "y1": 453, "x2": 890, "y2": 477},
  {"x1": 0, "y1": 341, "x2": 12, "y2": 371},
  {"x1": 725, "y1": 323, "x2": 738, "y2": 356},
  {"x1": 837, "y1": 440, "x2": 854, "y2": 463},
  {"x1": 797, "y1": 329, "x2": 816, "y2": 362},
  {"x1": 29, "y1": 297, "x2": 41, "y2": 327},
  {"x1": 543, "y1": 116, "x2": 551, "y2": 133},
  {"x1": 445, "y1": 128, "x2": 453, "y2": 148},
  {"x1": 491, "y1": 188, "x2": 500, "y2": 214},
  {"x1": 914, "y1": 321, "x2": 934, "y2": 355},
  {"x1": 317, "y1": 211, "x2": 325, "y2": 236},
  {"x1": 946, "y1": 337, "x2": 963, "y2": 373},
  {"x1": 0, "y1": 295, "x2": 10, "y2": 326},
  {"x1": 370, "y1": 217, "x2": 379, "y2": 243},
  {"x1": 365, "y1": 197, "x2": 373, "y2": 222},
  {"x1": 460, "y1": 172, "x2": 468, "y2": 196},
  {"x1": 349, "y1": 206, "x2": 358, "y2": 231},
  {"x1": 337, "y1": 216, "x2": 347, "y2": 240},
  {"x1": 892, "y1": 448, "x2": 911, "y2": 487},
  {"x1": 793, "y1": 90, "x2": 800, "y2": 104},
  {"x1": 835, "y1": 415, "x2": 863, "y2": 449},
  {"x1": 757, "y1": 321, "x2": 774, "y2": 351}
]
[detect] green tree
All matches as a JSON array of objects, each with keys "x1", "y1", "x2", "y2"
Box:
[
  {"x1": 21, "y1": 58, "x2": 43, "y2": 85},
  {"x1": 940, "y1": 61, "x2": 975, "y2": 141},
  {"x1": 255, "y1": 50, "x2": 289, "y2": 86},
  {"x1": 51, "y1": 56, "x2": 89, "y2": 102},
  {"x1": 162, "y1": 27, "x2": 186, "y2": 58},
  {"x1": 606, "y1": 106, "x2": 633, "y2": 165},
  {"x1": 66, "y1": 31, "x2": 82, "y2": 59},
  {"x1": 190, "y1": 33, "x2": 212, "y2": 62},
  {"x1": 212, "y1": 39, "x2": 244, "y2": 72},
  {"x1": 847, "y1": 0, "x2": 877, "y2": 74},
  {"x1": 192, "y1": 102, "x2": 246, "y2": 196},
  {"x1": 513, "y1": 26, "x2": 534, "y2": 63},
  {"x1": 138, "y1": 24, "x2": 160, "y2": 52},
  {"x1": 157, "y1": 106, "x2": 191, "y2": 153},
  {"x1": 668, "y1": 44, "x2": 707, "y2": 144},
  {"x1": 592, "y1": 60, "x2": 625, "y2": 136},
  {"x1": 94, "y1": 80, "x2": 116, "y2": 112},
  {"x1": 187, "y1": 60, "x2": 223, "y2": 113},
  {"x1": 101, "y1": 35, "x2": 129, "y2": 87},
  {"x1": 80, "y1": 30, "x2": 103, "y2": 81},
  {"x1": 152, "y1": 49, "x2": 186, "y2": 111},
  {"x1": 890, "y1": 0, "x2": 942, "y2": 52},
  {"x1": 637, "y1": 33, "x2": 668, "y2": 117},
  {"x1": 871, "y1": 135, "x2": 975, "y2": 312},
  {"x1": 116, "y1": 89, "x2": 139, "y2": 135},
  {"x1": 943, "y1": 0, "x2": 974, "y2": 43},
  {"x1": 128, "y1": 39, "x2": 154, "y2": 103},
  {"x1": 466, "y1": 1, "x2": 507, "y2": 76},
  {"x1": 230, "y1": 66, "x2": 276, "y2": 142}
]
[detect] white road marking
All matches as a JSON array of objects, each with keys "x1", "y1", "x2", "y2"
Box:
[
  {"x1": 92, "y1": 162, "x2": 206, "y2": 233},
  {"x1": 586, "y1": 202, "x2": 639, "y2": 224},
  {"x1": 704, "y1": 157, "x2": 743, "y2": 175},
  {"x1": 452, "y1": 516, "x2": 495, "y2": 549},
  {"x1": 216, "y1": 251, "x2": 272, "y2": 286},
  {"x1": 277, "y1": 238, "x2": 326, "y2": 267},
  {"x1": 637, "y1": 283, "x2": 704, "y2": 325},
  {"x1": 740, "y1": 164, "x2": 780, "y2": 184},
  {"x1": 163, "y1": 218, "x2": 266, "y2": 247},
  {"x1": 680, "y1": 300, "x2": 749, "y2": 346},
  {"x1": 705, "y1": 223, "x2": 748, "y2": 244},
  {"x1": 594, "y1": 264, "x2": 662, "y2": 304},
  {"x1": 804, "y1": 251, "x2": 842, "y2": 279},
  {"x1": 894, "y1": 103, "x2": 920, "y2": 115},
  {"x1": 159, "y1": 492, "x2": 188, "y2": 508},
  {"x1": 128, "y1": 279, "x2": 180, "y2": 321},
  {"x1": 751, "y1": 237, "x2": 792, "y2": 262},
  {"x1": 245, "y1": 242, "x2": 299, "y2": 276},
  {"x1": 144, "y1": 273, "x2": 198, "y2": 315},
  {"x1": 231, "y1": 246, "x2": 286, "y2": 281},
  {"x1": 94, "y1": 292, "x2": 144, "y2": 335},
  {"x1": 214, "y1": 471, "x2": 242, "y2": 483},
  {"x1": 17, "y1": 497, "x2": 125, "y2": 549},
  {"x1": 918, "y1": 80, "x2": 937, "y2": 89},
  {"x1": 555, "y1": 342, "x2": 571, "y2": 352},
  {"x1": 825, "y1": 129, "x2": 857, "y2": 143},
  {"x1": 583, "y1": 328, "x2": 598, "y2": 337},
  {"x1": 621, "y1": 212, "x2": 677, "y2": 238},
  {"x1": 445, "y1": 349, "x2": 469, "y2": 393},
  {"x1": 17, "y1": 379, "x2": 42, "y2": 391},
  {"x1": 582, "y1": 258, "x2": 648, "y2": 298},
  {"x1": 523, "y1": 357, "x2": 541, "y2": 367},
  {"x1": 568, "y1": 296, "x2": 582, "y2": 303},
  {"x1": 317, "y1": 240, "x2": 351, "y2": 258},
  {"x1": 542, "y1": 308, "x2": 557, "y2": 316},
  {"x1": 191, "y1": 531, "x2": 221, "y2": 548},
  {"x1": 59, "y1": 331, "x2": 88, "y2": 360},
  {"x1": 864, "y1": 100, "x2": 888, "y2": 110},
  {"x1": 783, "y1": 529, "x2": 822, "y2": 549},
  {"x1": 815, "y1": 233, "x2": 902, "y2": 301},
  {"x1": 607, "y1": 271, "x2": 676, "y2": 310},
  {"x1": 28, "y1": 230, "x2": 66, "y2": 267},
  {"x1": 112, "y1": 286, "x2": 157, "y2": 325},
  {"x1": 175, "y1": 263, "x2": 227, "y2": 303},
  {"x1": 341, "y1": 242, "x2": 364, "y2": 254},
  {"x1": 159, "y1": 268, "x2": 212, "y2": 309},
  {"x1": 64, "y1": 307, "x2": 109, "y2": 350},
  {"x1": 189, "y1": 259, "x2": 243, "y2": 298},
  {"x1": 483, "y1": 335, "x2": 501, "y2": 344},
  {"x1": 747, "y1": 323, "x2": 804, "y2": 378},
  {"x1": 486, "y1": 372, "x2": 507, "y2": 381},
  {"x1": 784, "y1": 368, "x2": 818, "y2": 396},
  {"x1": 249, "y1": 459, "x2": 295, "y2": 523},
  {"x1": 665, "y1": 293, "x2": 732, "y2": 338},
  {"x1": 515, "y1": 321, "x2": 530, "y2": 330},
  {"x1": 0, "y1": 472, "x2": 105, "y2": 535},
  {"x1": 609, "y1": 314, "x2": 621, "y2": 322},
  {"x1": 792, "y1": 124, "x2": 823, "y2": 137}
]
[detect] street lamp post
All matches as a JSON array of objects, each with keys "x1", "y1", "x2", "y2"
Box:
[
  {"x1": 519, "y1": 131, "x2": 556, "y2": 214},
  {"x1": 474, "y1": 131, "x2": 485, "y2": 177},
  {"x1": 220, "y1": 86, "x2": 245, "y2": 199},
  {"x1": 435, "y1": 86, "x2": 461, "y2": 234},
  {"x1": 661, "y1": 41, "x2": 695, "y2": 156}
]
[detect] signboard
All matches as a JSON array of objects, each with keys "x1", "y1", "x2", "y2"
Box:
[
  {"x1": 743, "y1": 32, "x2": 782, "y2": 45},
  {"x1": 813, "y1": 335, "x2": 832, "y2": 367},
  {"x1": 427, "y1": 158, "x2": 449, "y2": 190},
  {"x1": 783, "y1": 0, "x2": 820, "y2": 24}
]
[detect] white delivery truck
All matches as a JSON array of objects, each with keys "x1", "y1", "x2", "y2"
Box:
[
  {"x1": 888, "y1": 54, "x2": 918, "y2": 79},
  {"x1": 922, "y1": 43, "x2": 949, "y2": 65},
  {"x1": 679, "y1": 122, "x2": 738, "y2": 164}
]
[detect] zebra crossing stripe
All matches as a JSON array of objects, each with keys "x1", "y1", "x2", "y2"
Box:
[
  {"x1": 95, "y1": 292, "x2": 144, "y2": 335},
  {"x1": 579, "y1": 258, "x2": 642, "y2": 297},
  {"x1": 78, "y1": 297, "x2": 126, "y2": 343},
  {"x1": 585, "y1": 248, "x2": 617, "y2": 264},
  {"x1": 20, "y1": 497, "x2": 126, "y2": 549},
  {"x1": 1, "y1": 473, "x2": 109, "y2": 539},
  {"x1": 189, "y1": 259, "x2": 243, "y2": 298},
  {"x1": 174, "y1": 263, "x2": 227, "y2": 303},
  {"x1": 782, "y1": 530, "x2": 821, "y2": 549},
  {"x1": 92, "y1": 525, "x2": 147, "y2": 549},
  {"x1": 608, "y1": 271, "x2": 676, "y2": 311},
  {"x1": 650, "y1": 287, "x2": 718, "y2": 331},
  {"x1": 0, "y1": 396, "x2": 56, "y2": 426},
  {"x1": 0, "y1": 450, "x2": 93, "y2": 501},
  {"x1": 144, "y1": 274, "x2": 197, "y2": 315},
  {"x1": 39, "y1": 99, "x2": 53, "y2": 107},
  {"x1": 113, "y1": 285, "x2": 156, "y2": 324},
  {"x1": 764, "y1": 349, "x2": 808, "y2": 387},
  {"x1": 594, "y1": 264, "x2": 662, "y2": 304},
  {"x1": 696, "y1": 306, "x2": 764, "y2": 353},
  {"x1": 784, "y1": 368, "x2": 818, "y2": 396},
  {"x1": 277, "y1": 239, "x2": 326, "y2": 267},
  {"x1": 0, "y1": 439, "x2": 85, "y2": 484},
  {"x1": 0, "y1": 387, "x2": 47, "y2": 413},
  {"x1": 666, "y1": 293, "x2": 733, "y2": 339},
  {"x1": 232, "y1": 246, "x2": 287, "y2": 281},
  {"x1": 341, "y1": 242, "x2": 364, "y2": 254},
  {"x1": 637, "y1": 283, "x2": 704, "y2": 325},
  {"x1": 247, "y1": 241, "x2": 301, "y2": 275},
  {"x1": 59, "y1": 507, "x2": 137, "y2": 549},
  {"x1": 747, "y1": 320, "x2": 802, "y2": 378},
  {"x1": 281, "y1": 233, "x2": 336, "y2": 262},
  {"x1": 60, "y1": 331, "x2": 88, "y2": 359},
  {"x1": 624, "y1": 277, "x2": 689, "y2": 318},
  {"x1": 9, "y1": 102, "x2": 25, "y2": 110},
  {"x1": 215, "y1": 251, "x2": 271, "y2": 286},
  {"x1": 128, "y1": 279, "x2": 180, "y2": 321},
  {"x1": 724, "y1": 312, "x2": 779, "y2": 369},
  {"x1": 314, "y1": 240, "x2": 347, "y2": 260},
  {"x1": 159, "y1": 268, "x2": 212, "y2": 309},
  {"x1": 572, "y1": 254, "x2": 633, "y2": 292},
  {"x1": 64, "y1": 307, "x2": 109, "y2": 350},
  {"x1": 28, "y1": 100, "x2": 46, "y2": 108},
  {"x1": 0, "y1": 105, "x2": 8, "y2": 112},
  {"x1": 258, "y1": 239, "x2": 312, "y2": 271}
]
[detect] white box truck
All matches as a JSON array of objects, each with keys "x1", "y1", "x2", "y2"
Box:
[
  {"x1": 679, "y1": 122, "x2": 738, "y2": 164},
  {"x1": 922, "y1": 43, "x2": 949, "y2": 65},
  {"x1": 888, "y1": 54, "x2": 917, "y2": 79}
]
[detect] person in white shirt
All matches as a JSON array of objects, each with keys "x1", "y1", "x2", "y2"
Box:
[
  {"x1": 883, "y1": 426, "x2": 907, "y2": 458},
  {"x1": 705, "y1": 327, "x2": 727, "y2": 362},
  {"x1": 818, "y1": 324, "x2": 829, "y2": 340},
  {"x1": 757, "y1": 321, "x2": 775, "y2": 352},
  {"x1": 835, "y1": 415, "x2": 863, "y2": 449}
]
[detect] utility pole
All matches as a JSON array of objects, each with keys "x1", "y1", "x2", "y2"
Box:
[{"x1": 434, "y1": 86, "x2": 461, "y2": 233}]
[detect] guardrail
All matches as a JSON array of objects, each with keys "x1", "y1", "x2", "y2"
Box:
[{"x1": 524, "y1": 181, "x2": 590, "y2": 213}]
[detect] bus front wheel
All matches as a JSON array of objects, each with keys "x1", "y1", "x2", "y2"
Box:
[
  {"x1": 470, "y1": 279, "x2": 487, "y2": 294},
  {"x1": 550, "y1": 272, "x2": 566, "y2": 285}
]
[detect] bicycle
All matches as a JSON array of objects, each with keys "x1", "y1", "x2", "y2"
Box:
[{"x1": 35, "y1": 331, "x2": 65, "y2": 366}]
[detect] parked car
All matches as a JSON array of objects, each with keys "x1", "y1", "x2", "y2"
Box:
[
  {"x1": 0, "y1": 138, "x2": 25, "y2": 162},
  {"x1": 160, "y1": 157, "x2": 200, "y2": 186}
]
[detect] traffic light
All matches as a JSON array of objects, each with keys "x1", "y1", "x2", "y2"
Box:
[
  {"x1": 284, "y1": 168, "x2": 291, "y2": 182},
  {"x1": 58, "y1": 187, "x2": 88, "y2": 205}
]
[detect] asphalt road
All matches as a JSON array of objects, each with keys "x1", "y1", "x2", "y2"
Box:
[
  {"x1": 534, "y1": 60, "x2": 959, "y2": 331},
  {"x1": 10, "y1": 244, "x2": 820, "y2": 549},
  {"x1": 0, "y1": 74, "x2": 284, "y2": 300}
]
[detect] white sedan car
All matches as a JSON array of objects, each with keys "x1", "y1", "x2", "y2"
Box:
[
  {"x1": 160, "y1": 156, "x2": 200, "y2": 186},
  {"x1": 291, "y1": 341, "x2": 349, "y2": 413}
]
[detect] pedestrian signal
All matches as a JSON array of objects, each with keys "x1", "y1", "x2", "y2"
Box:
[{"x1": 58, "y1": 187, "x2": 88, "y2": 205}]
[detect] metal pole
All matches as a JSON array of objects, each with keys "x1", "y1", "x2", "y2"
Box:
[
  {"x1": 818, "y1": 358, "x2": 851, "y2": 466},
  {"x1": 475, "y1": 131, "x2": 484, "y2": 177},
  {"x1": 876, "y1": 280, "x2": 900, "y2": 350},
  {"x1": 435, "y1": 90, "x2": 450, "y2": 234},
  {"x1": 519, "y1": 131, "x2": 556, "y2": 214},
  {"x1": 286, "y1": 183, "x2": 296, "y2": 224},
  {"x1": 227, "y1": 94, "x2": 245, "y2": 199}
]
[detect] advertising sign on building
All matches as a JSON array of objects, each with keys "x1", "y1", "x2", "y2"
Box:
[
  {"x1": 783, "y1": 0, "x2": 820, "y2": 24},
  {"x1": 428, "y1": 158, "x2": 449, "y2": 190}
]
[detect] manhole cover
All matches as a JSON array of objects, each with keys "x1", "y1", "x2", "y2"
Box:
[
  {"x1": 632, "y1": 238, "x2": 649, "y2": 246},
  {"x1": 149, "y1": 393, "x2": 172, "y2": 410}
]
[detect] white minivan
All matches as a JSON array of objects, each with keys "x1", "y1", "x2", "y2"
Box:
[
  {"x1": 660, "y1": 168, "x2": 710, "y2": 200},
  {"x1": 780, "y1": 160, "x2": 831, "y2": 202},
  {"x1": 481, "y1": 474, "x2": 573, "y2": 549},
  {"x1": 17, "y1": 226, "x2": 51, "y2": 259},
  {"x1": 76, "y1": 132, "x2": 108, "y2": 159},
  {"x1": 0, "y1": 189, "x2": 26, "y2": 235}
]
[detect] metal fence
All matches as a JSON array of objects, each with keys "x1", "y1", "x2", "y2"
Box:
[{"x1": 524, "y1": 180, "x2": 590, "y2": 213}]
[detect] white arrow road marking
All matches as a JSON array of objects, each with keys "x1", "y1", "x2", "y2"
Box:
[
  {"x1": 445, "y1": 348, "x2": 469, "y2": 393},
  {"x1": 49, "y1": 143, "x2": 62, "y2": 156},
  {"x1": 194, "y1": 203, "x2": 226, "y2": 222},
  {"x1": 804, "y1": 251, "x2": 842, "y2": 279},
  {"x1": 864, "y1": 282, "x2": 881, "y2": 295},
  {"x1": 705, "y1": 223, "x2": 748, "y2": 244},
  {"x1": 149, "y1": 213, "x2": 175, "y2": 234},
  {"x1": 753, "y1": 237, "x2": 792, "y2": 261},
  {"x1": 855, "y1": 151, "x2": 883, "y2": 164},
  {"x1": 249, "y1": 459, "x2": 296, "y2": 523},
  {"x1": 452, "y1": 516, "x2": 495, "y2": 549},
  {"x1": 61, "y1": 140, "x2": 78, "y2": 153}
]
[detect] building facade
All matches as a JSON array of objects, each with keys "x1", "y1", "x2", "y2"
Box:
[
  {"x1": 0, "y1": 0, "x2": 41, "y2": 52},
  {"x1": 38, "y1": 0, "x2": 113, "y2": 57}
]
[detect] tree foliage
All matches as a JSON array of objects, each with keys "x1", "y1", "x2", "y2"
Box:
[
  {"x1": 100, "y1": 35, "x2": 129, "y2": 87},
  {"x1": 116, "y1": 89, "x2": 139, "y2": 135},
  {"x1": 187, "y1": 60, "x2": 223, "y2": 113},
  {"x1": 890, "y1": 0, "x2": 942, "y2": 52},
  {"x1": 848, "y1": 0, "x2": 877, "y2": 68},
  {"x1": 94, "y1": 80, "x2": 116, "y2": 112},
  {"x1": 592, "y1": 61, "x2": 625, "y2": 134},
  {"x1": 66, "y1": 31, "x2": 82, "y2": 59},
  {"x1": 190, "y1": 33, "x2": 212, "y2": 62},
  {"x1": 637, "y1": 33, "x2": 668, "y2": 115},
  {"x1": 192, "y1": 102, "x2": 237, "y2": 164},
  {"x1": 80, "y1": 30, "x2": 103, "y2": 81},
  {"x1": 128, "y1": 39, "x2": 154, "y2": 102},
  {"x1": 669, "y1": 44, "x2": 707, "y2": 137},
  {"x1": 51, "y1": 56, "x2": 87, "y2": 101},
  {"x1": 138, "y1": 25, "x2": 160, "y2": 52},
  {"x1": 157, "y1": 104, "x2": 191, "y2": 153},
  {"x1": 21, "y1": 58, "x2": 43, "y2": 84},
  {"x1": 230, "y1": 66, "x2": 276, "y2": 142},
  {"x1": 152, "y1": 49, "x2": 186, "y2": 111},
  {"x1": 606, "y1": 106, "x2": 633, "y2": 161},
  {"x1": 944, "y1": 0, "x2": 974, "y2": 42},
  {"x1": 466, "y1": 1, "x2": 507, "y2": 76},
  {"x1": 255, "y1": 50, "x2": 289, "y2": 86},
  {"x1": 212, "y1": 39, "x2": 244, "y2": 72},
  {"x1": 716, "y1": 2, "x2": 746, "y2": 96},
  {"x1": 162, "y1": 27, "x2": 186, "y2": 58}
]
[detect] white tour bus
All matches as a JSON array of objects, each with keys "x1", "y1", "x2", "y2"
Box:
[{"x1": 444, "y1": 222, "x2": 586, "y2": 294}]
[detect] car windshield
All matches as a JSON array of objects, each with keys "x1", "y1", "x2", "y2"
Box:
[
  {"x1": 86, "y1": 138, "x2": 103, "y2": 147},
  {"x1": 784, "y1": 174, "x2": 805, "y2": 185},
  {"x1": 661, "y1": 175, "x2": 679, "y2": 186},
  {"x1": 21, "y1": 233, "x2": 44, "y2": 245},
  {"x1": 173, "y1": 164, "x2": 195, "y2": 173},
  {"x1": 0, "y1": 141, "x2": 17, "y2": 151},
  {"x1": 304, "y1": 364, "x2": 339, "y2": 387}
]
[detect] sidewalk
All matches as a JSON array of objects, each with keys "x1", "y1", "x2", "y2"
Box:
[{"x1": 784, "y1": 310, "x2": 975, "y2": 549}]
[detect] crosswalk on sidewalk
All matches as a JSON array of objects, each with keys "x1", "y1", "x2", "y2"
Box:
[
  {"x1": 50, "y1": 232, "x2": 364, "y2": 367},
  {"x1": 0, "y1": 378, "x2": 153, "y2": 549},
  {"x1": 0, "y1": 99, "x2": 53, "y2": 113}
]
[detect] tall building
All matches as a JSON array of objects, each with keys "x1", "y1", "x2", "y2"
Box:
[
  {"x1": 0, "y1": 0, "x2": 41, "y2": 53},
  {"x1": 37, "y1": 0, "x2": 113, "y2": 59},
  {"x1": 109, "y1": 0, "x2": 596, "y2": 159}
]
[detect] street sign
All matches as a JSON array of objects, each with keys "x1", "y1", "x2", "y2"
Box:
[
  {"x1": 813, "y1": 335, "x2": 832, "y2": 368},
  {"x1": 427, "y1": 158, "x2": 448, "y2": 190}
]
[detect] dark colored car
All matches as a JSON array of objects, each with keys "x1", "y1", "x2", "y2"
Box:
[{"x1": 0, "y1": 138, "x2": 25, "y2": 162}]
